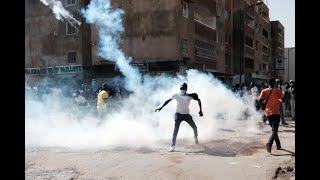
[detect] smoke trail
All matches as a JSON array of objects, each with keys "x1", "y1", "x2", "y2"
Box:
[
  {"x1": 81, "y1": 0, "x2": 141, "y2": 91},
  {"x1": 40, "y1": 0, "x2": 81, "y2": 26}
]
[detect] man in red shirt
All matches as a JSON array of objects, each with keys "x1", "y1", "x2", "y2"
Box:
[{"x1": 259, "y1": 78, "x2": 284, "y2": 153}]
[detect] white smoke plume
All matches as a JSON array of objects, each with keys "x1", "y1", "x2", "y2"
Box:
[
  {"x1": 81, "y1": 0, "x2": 141, "y2": 91},
  {"x1": 26, "y1": 0, "x2": 264, "y2": 150},
  {"x1": 26, "y1": 70, "x2": 263, "y2": 149},
  {"x1": 40, "y1": 0, "x2": 81, "y2": 26}
]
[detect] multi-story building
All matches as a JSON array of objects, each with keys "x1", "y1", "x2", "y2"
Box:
[
  {"x1": 25, "y1": 0, "x2": 234, "y2": 85},
  {"x1": 25, "y1": 0, "x2": 92, "y2": 86},
  {"x1": 284, "y1": 47, "x2": 295, "y2": 82},
  {"x1": 271, "y1": 21, "x2": 285, "y2": 80},
  {"x1": 92, "y1": 0, "x2": 233, "y2": 83},
  {"x1": 232, "y1": 0, "x2": 271, "y2": 85}
]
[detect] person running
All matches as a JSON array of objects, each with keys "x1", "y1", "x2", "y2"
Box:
[{"x1": 259, "y1": 78, "x2": 284, "y2": 153}]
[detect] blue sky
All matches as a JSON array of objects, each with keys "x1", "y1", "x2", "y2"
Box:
[{"x1": 266, "y1": 0, "x2": 295, "y2": 47}]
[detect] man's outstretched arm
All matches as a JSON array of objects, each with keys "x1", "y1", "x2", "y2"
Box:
[
  {"x1": 155, "y1": 99, "x2": 172, "y2": 112},
  {"x1": 197, "y1": 98, "x2": 203, "y2": 116},
  {"x1": 189, "y1": 93, "x2": 203, "y2": 116}
]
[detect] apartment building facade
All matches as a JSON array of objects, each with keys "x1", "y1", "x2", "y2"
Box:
[
  {"x1": 91, "y1": 0, "x2": 233, "y2": 83},
  {"x1": 25, "y1": 0, "x2": 234, "y2": 85},
  {"x1": 232, "y1": 0, "x2": 271, "y2": 85},
  {"x1": 271, "y1": 21, "x2": 285, "y2": 80},
  {"x1": 25, "y1": 0, "x2": 92, "y2": 86}
]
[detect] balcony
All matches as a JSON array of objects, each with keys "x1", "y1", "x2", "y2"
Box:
[
  {"x1": 261, "y1": 36, "x2": 269, "y2": 46},
  {"x1": 195, "y1": 20, "x2": 216, "y2": 41},
  {"x1": 260, "y1": 17, "x2": 269, "y2": 27},
  {"x1": 195, "y1": 55, "x2": 217, "y2": 70},
  {"x1": 244, "y1": 23, "x2": 254, "y2": 36},
  {"x1": 194, "y1": 0, "x2": 217, "y2": 15},
  {"x1": 262, "y1": 54, "x2": 269, "y2": 62},
  {"x1": 245, "y1": 45, "x2": 254, "y2": 58}
]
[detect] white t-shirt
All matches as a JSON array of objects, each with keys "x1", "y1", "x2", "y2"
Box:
[
  {"x1": 251, "y1": 86, "x2": 259, "y2": 99},
  {"x1": 171, "y1": 93, "x2": 193, "y2": 114},
  {"x1": 75, "y1": 95, "x2": 87, "y2": 105}
]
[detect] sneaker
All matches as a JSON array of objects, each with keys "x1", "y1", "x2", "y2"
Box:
[
  {"x1": 282, "y1": 122, "x2": 289, "y2": 125},
  {"x1": 277, "y1": 147, "x2": 282, "y2": 150},
  {"x1": 194, "y1": 137, "x2": 199, "y2": 144},
  {"x1": 266, "y1": 143, "x2": 271, "y2": 153},
  {"x1": 169, "y1": 146, "x2": 175, "y2": 152}
]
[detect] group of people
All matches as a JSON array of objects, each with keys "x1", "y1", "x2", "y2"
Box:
[
  {"x1": 27, "y1": 77, "x2": 295, "y2": 153},
  {"x1": 155, "y1": 78, "x2": 295, "y2": 153},
  {"x1": 71, "y1": 82, "x2": 122, "y2": 124}
]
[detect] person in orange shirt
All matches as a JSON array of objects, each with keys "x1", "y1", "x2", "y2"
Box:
[{"x1": 259, "y1": 78, "x2": 284, "y2": 153}]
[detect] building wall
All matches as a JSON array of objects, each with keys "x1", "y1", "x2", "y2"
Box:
[
  {"x1": 271, "y1": 21, "x2": 285, "y2": 80},
  {"x1": 91, "y1": 0, "x2": 226, "y2": 77},
  {"x1": 233, "y1": 0, "x2": 271, "y2": 85},
  {"x1": 284, "y1": 47, "x2": 295, "y2": 82},
  {"x1": 25, "y1": 0, "x2": 86, "y2": 68},
  {"x1": 91, "y1": 0, "x2": 179, "y2": 66}
]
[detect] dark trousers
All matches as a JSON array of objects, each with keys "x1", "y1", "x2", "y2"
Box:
[
  {"x1": 267, "y1": 114, "x2": 281, "y2": 148},
  {"x1": 279, "y1": 102, "x2": 286, "y2": 123},
  {"x1": 172, "y1": 113, "x2": 198, "y2": 146}
]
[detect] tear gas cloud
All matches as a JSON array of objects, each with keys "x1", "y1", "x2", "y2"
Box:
[
  {"x1": 39, "y1": 0, "x2": 81, "y2": 26},
  {"x1": 25, "y1": 70, "x2": 263, "y2": 149},
  {"x1": 26, "y1": 0, "x2": 263, "y2": 150}
]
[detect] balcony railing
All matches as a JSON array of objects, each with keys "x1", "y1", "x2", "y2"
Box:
[
  {"x1": 245, "y1": 45, "x2": 254, "y2": 57},
  {"x1": 195, "y1": 20, "x2": 216, "y2": 41}
]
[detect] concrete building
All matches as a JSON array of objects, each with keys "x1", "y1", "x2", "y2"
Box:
[
  {"x1": 25, "y1": 0, "x2": 92, "y2": 86},
  {"x1": 232, "y1": 0, "x2": 271, "y2": 85},
  {"x1": 284, "y1": 47, "x2": 295, "y2": 82},
  {"x1": 91, "y1": 0, "x2": 233, "y2": 83},
  {"x1": 25, "y1": 0, "x2": 234, "y2": 85},
  {"x1": 271, "y1": 21, "x2": 285, "y2": 80}
]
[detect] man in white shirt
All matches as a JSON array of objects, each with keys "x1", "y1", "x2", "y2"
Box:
[
  {"x1": 155, "y1": 83, "x2": 203, "y2": 152},
  {"x1": 288, "y1": 80, "x2": 295, "y2": 120},
  {"x1": 73, "y1": 90, "x2": 89, "y2": 120}
]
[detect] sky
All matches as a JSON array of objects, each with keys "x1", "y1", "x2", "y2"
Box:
[{"x1": 266, "y1": 0, "x2": 295, "y2": 48}]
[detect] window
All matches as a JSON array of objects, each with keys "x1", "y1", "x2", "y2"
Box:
[
  {"x1": 66, "y1": 22, "x2": 77, "y2": 35},
  {"x1": 262, "y1": 28, "x2": 268, "y2": 39},
  {"x1": 255, "y1": 40, "x2": 258, "y2": 51},
  {"x1": 182, "y1": 39, "x2": 188, "y2": 54},
  {"x1": 224, "y1": 11, "x2": 231, "y2": 21},
  {"x1": 225, "y1": 54, "x2": 231, "y2": 66},
  {"x1": 245, "y1": 58, "x2": 254, "y2": 69},
  {"x1": 262, "y1": 64, "x2": 268, "y2": 71},
  {"x1": 194, "y1": 40, "x2": 217, "y2": 59},
  {"x1": 225, "y1": 33, "x2": 231, "y2": 44},
  {"x1": 263, "y1": 46, "x2": 269, "y2": 54},
  {"x1": 67, "y1": 51, "x2": 77, "y2": 63},
  {"x1": 65, "y1": 0, "x2": 75, "y2": 6},
  {"x1": 182, "y1": 1, "x2": 188, "y2": 18},
  {"x1": 245, "y1": 36, "x2": 253, "y2": 48}
]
